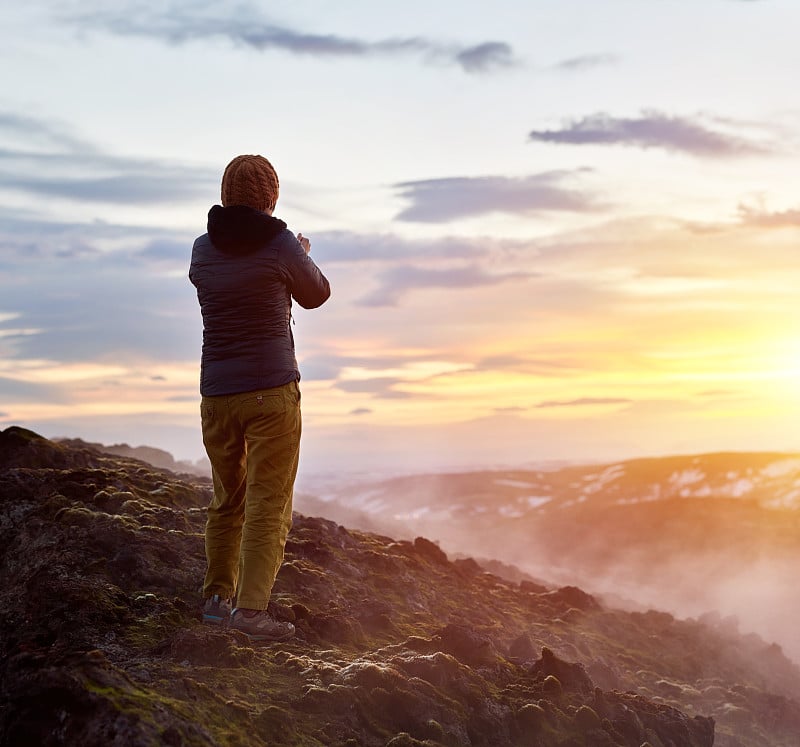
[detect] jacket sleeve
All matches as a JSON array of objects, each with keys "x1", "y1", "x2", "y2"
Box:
[{"x1": 281, "y1": 235, "x2": 331, "y2": 309}]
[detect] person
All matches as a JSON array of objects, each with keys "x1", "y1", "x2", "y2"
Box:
[{"x1": 189, "y1": 154, "x2": 330, "y2": 641}]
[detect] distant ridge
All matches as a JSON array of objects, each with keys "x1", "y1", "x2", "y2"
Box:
[
  {"x1": 55, "y1": 435, "x2": 210, "y2": 477},
  {"x1": 301, "y1": 450, "x2": 800, "y2": 669}
]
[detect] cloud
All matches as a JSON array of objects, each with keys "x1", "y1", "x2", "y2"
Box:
[
  {"x1": 455, "y1": 42, "x2": 515, "y2": 73},
  {"x1": 314, "y1": 230, "x2": 489, "y2": 263},
  {"x1": 696, "y1": 390, "x2": 742, "y2": 398},
  {"x1": 478, "y1": 354, "x2": 581, "y2": 377},
  {"x1": 359, "y1": 264, "x2": 537, "y2": 307},
  {"x1": 0, "y1": 217, "x2": 199, "y2": 363},
  {"x1": 350, "y1": 408, "x2": 373, "y2": 416},
  {"x1": 529, "y1": 111, "x2": 767, "y2": 157},
  {"x1": 0, "y1": 111, "x2": 216, "y2": 205},
  {"x1": 61, "y1": 4, "x2": 518, "y2": 74},
  {"x1": 335, "y1": 377, "x2": 413, "y2": 399},
  {"x1": 394, "y1": 172, "x2": 600, "y2": 223},
  {"x1": 737, "y1": 204, "x2": 800, "y2": 228},
  {"x1": 300, "y1": 351, "x2": 456, "y2": 383},
  {"x1": 0, "y1": 208, "x2": 193, "y2": 273},
  {"x1": 553, "y1": 54, "x2": 618, "y2": 72},
  {"x1": 0, "y1": 112, "x2": 92, "y2": 153},
  {"x1": 0, "y1": 376, "x2": 69, "y2": 403},
  {"x1": 535, "y1": 397, "x2": 632, "y2": 409}
]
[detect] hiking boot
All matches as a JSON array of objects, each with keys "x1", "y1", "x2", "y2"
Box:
[
  {"x1": 202, "y1": 594, "x2": 232, "y2": 626},
  {"x1": 230, "y1": 608, "x2": 295, "y2": 642}
]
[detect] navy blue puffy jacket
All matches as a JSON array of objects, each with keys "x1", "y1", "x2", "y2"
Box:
[{"x1": 189, "y1": 205, "x2": 330, "y2": 396}]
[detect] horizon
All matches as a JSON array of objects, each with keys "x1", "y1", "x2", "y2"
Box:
[{"x1": 2, "y1": 1, "x2": 799, "y2": 472}]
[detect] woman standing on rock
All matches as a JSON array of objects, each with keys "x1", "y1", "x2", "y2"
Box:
[{"x1": 189, "y1": 154, "x2": 330, "y2": 641}]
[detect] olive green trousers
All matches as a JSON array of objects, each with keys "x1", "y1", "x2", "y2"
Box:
[{"x1": 200, "y1": 381, "x2": 301, "y2": 610}]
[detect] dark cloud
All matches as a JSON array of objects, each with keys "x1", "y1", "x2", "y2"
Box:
[
  {"x1": 529, "y1": 111, "x2": 767, "y2": 157},
  {"x1": 350, "y1": 408, "x2": 373, "y2": 416},
  {"x1": 737, "y1": 204, "x2": 800, "y2": 227},
  {"x1": 455, "y1": 42, "x2": 514, "y2": 73},
  {"x1": 394, "y1": 172, "x2": 599, "y2": 223},
  {"x1": 359, "y1": 264, "x2": 537, "y2": 307},
  {"x1": 553, "y1": 54, "x2": 618, "y2": 72},
  {"x1": 62, "y1": 5, "x2": 517, "y2": 74},
  {"x1": 0, "y1": 111, "x2": 216, "y2": 205},
  {"x1": 535, "y1": 397, "x2": 632, "y2": 409}
]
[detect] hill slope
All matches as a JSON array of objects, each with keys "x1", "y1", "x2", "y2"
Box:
[
  {"x1": 306, "y1": 453, "x2": 800, "y2": 663},
  {"x1": 1, "y1": 427, "x2": 799, "y2": 746}
]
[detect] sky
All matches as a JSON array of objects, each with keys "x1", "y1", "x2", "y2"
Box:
[{"x1": 1, "y1": 0, "x2": 799, "y2": 475}]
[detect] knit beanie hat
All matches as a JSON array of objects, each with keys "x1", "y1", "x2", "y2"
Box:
[{"x1": 220, "y1": 154, "x2": 280, "y2": 213}]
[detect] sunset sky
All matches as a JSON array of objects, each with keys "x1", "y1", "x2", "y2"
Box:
[{"x1": 1, "y1": 0, "x2": 799, "y2": 474}]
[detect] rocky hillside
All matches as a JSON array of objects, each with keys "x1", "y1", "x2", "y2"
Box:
[
  {"x1": 2, "y1": 427, "x2": 800, "y2": 746},
  {"x1": 304, "y1": 454, "x2": 800, "y2": 663},
  {"x1": 56, "y1": 436, "x2": 210, "y2": 477}
]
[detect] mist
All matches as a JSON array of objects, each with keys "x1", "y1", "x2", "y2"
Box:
[{"x1": 296, "y1": 452, "x2": 800, "y2": 666}]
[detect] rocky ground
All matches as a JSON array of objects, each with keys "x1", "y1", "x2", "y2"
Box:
[{"x1": 1, "y1": 427, "x2": 799, "y2": 746}]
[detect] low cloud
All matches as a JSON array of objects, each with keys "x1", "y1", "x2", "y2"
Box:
[
  {"x1": 300, "y1": 351, "x2": 452, "y2": 383},
  {"x1": 535, "y1": 397, "x2": 632, "y2": 409},
  {"x1": 737, "y1": 204, "x2": 800, "y2": 228},
  {"x1": 0, "y1": 110, "x2": 215, "y2": 205},
  {"x1": 0, "y1": 220, "x2": 199, "y2": 363},
  {"x1": 335, "y1": 377, "x2": 412, "y2": 399},
  {"x1": 0, "y1": 376, "x2": 69, "y2": 404},
  {"x1": 553, "y1": 54, "x2": 618, "y2": 72},
  {"x1": 478, "y1": 354, "x2": 581, "y2": 377},
  {"x1": 359, "y1": 264, "x2": 537, "y2": 307},
  {"x1": 394, "y1": 172, "x2": 599, "y2": 223},
  {"x1": 62, "y1": 5, "x2": 518, "y2": 74},
  {"x1": 529, "y1": 111, "x2": 767, "y2": 157},
  {"x1": 455, "y1": 42, "x2": 515, "y2": 73},
  {"x1": 0, "y1": 209, "x2": 191, "y2": 268},
  {"x1": 350, "y1": 407, "x2": 373, "y2": 416},
  {"x1": 313, "y1": 230, "x2": 491, "y2": 263}
]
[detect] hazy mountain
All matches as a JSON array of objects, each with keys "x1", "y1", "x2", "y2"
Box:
[
  {"x1": 2, "y1": 426, "x2": 800, "y2": 745},
  {"x1": 298, "y1": 452, "x2": 800, "y2": 665}
]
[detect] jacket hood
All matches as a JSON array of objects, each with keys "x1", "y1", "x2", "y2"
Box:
[{"x1": 207, "y1": 204, "x2": 287, "y2": 255}]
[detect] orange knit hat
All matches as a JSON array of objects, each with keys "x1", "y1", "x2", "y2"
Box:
[{"x1": 220, "y1": 154, "x2": 280, "y2": 213}]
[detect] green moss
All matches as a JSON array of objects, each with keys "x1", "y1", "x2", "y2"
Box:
[
  {"x1": 543, "y1": 675, "x2": 563, "y2": 698},
  {"x1": 517, "y1": 703, "x2": 547, "y2": 731},
  {"x1": 574, "y1": 705, "x2": 601, "y2": 730}
]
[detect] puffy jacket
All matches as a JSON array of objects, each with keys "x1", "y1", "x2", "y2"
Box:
[{"x1": 189, "y1": 205, "x2": 330, "y2": 396}]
